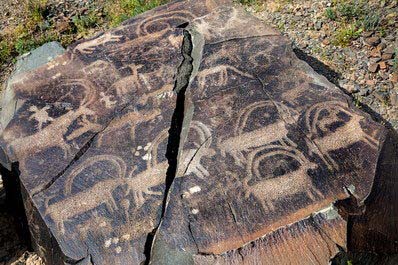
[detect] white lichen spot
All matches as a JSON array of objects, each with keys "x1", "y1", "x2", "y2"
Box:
[
  {"x1": 51, "y1": 72, "x2": 61, "y2": 79},
  {"x1": 191, "y1": 208, "x2": 199, "y2": 215},
  {"x1": 189, "y1": 186, "x2": 201, "y2": 194},
  {"x1": 121, "y1": 234, "x2": 131, "y2": 241},
  {"x1": 143, "y1": 142, "x2": 151, "y2": 151},
  {"x1": 47, "y1": 62, "x2": 59, "y2": 70},
  {"x1": 142, "y1": 153, "x2": 152, "y2": 161},
  {"x1": 104, "y1": 239, "x2": 112, "y2": 248},
  {"x1": 137, "y1": 146, "x2": 142, "y2": 150},
  {"x1": 134, "y1": 151, "x2": 140, "y2": 156},
  {"x1": 182, "y1": 191, "x2": 190, "y2": 199},
  {"x1": 115, "y1": 246, "x2": 122, "y2": 254},
  {"x1": 112, "y1": 237, "x2": 119, "y2": 244}
]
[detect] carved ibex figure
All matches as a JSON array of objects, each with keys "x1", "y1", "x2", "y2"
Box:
[
  {"x1": 44, "y1": 155, "x2": 127, "y2": 234},
  {"x1": 305, "y1": 101, "x2": 378, "y2": 171},
  {"x1": 244, "y1": 144, "x2": 322, "y2": 211},
  {"x1": 96, "y1": 108, "x2": 161, "y2": 147},
  {"x1": 178, "y1": 121, "x2": 215, "y2": 179},
  {"x1": 135, "y1": 11, "x2": 195, "y2": 36},
  {"x1": 43, "y1": 122, "x2": 215, "y2": 234},
  {"x1": 219, "y1": 101, "x2": 298, "y2": 167}
]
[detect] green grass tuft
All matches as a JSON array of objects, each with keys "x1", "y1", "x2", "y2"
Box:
[
  {"x1": 393, "y1": 49, "x2": 398, "y2": 73},
  {"x1": 332, "y1": 24, "x2": 362, "y2": 46},
  {"x1": 362, "y1": 13, "x2": 380, "y2": 31},
  {"x1": 106, "y1": 0, "x2": 166, "y2": 27},
  {"x1": 72, "y1": 10, "x2": 101, "y2": 36},
  {"x1": 325, "y1": 7, "x2": 337, "y2": 20}
]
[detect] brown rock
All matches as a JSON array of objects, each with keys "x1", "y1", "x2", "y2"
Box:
[
  {"x1": 322, "y1": 38, "x2": 330, "y2": 45},
  {"x1": 366, "y1": 79, "x2": 376, "y2": 86},
  {"x1": 0, "y1": 2, "x2": 396, "y2": 265},
  {"x1": 377, "y1": 42, "x2": 387, "y2": 50},
  {"x1": 390, "y1": 91, "x2": 398, "y2": 106},
  {"x1": 381, "y1": 52, "x2": 394, "y2": 60},
  {"x1": 368, "y1": 62, "x2": 379, "y2": 72},
  {"x1": 364, "y1": 36, "x2": 381, "y2": 46},
  {"x1": 391, "y1": 73, "x2": 398, "y2": 83},
  {"x1": 56, "y1": 20, "x2": 71, "y2": 33},
  {"x1": 383, "y1": 46, "x2": 396, "y2": 55},
  {"x1": 379, "y1": 61, "x2": 388, "y2": 70},
  {"x1": 362, "y1": 31, "x2": 374, "y2": 38},
  {"x1": 369, "y1": 48, "x2": 382, "y2": 58}
]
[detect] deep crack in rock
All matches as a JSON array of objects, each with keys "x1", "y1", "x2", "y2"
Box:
[{"x1": 144, "y1": 29, "x2": 195, "y2": 265}]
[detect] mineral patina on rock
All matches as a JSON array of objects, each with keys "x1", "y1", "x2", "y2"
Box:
[{"x1": 0, "y1": 1, "x2": 396, "y2": 264}]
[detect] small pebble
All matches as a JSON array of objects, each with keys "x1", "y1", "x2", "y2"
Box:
[{"x1": 368, "y1": 63, "x2": 379, "y2": 73}]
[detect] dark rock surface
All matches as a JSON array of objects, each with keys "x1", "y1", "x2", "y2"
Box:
[{"x1": 0, "y1": 1, "x2": 396, "y2": 264}]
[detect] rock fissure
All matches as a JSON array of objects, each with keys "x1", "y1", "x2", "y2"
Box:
[
  {"x1": 145, "y1": 29, "x2": 196, "y2": 264},
  {"x1": 182, "y1": 135, "x2": 211, "y2": 176}
]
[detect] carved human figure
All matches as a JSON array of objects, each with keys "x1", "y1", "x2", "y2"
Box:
[{"x1": 28, "y1": 105, "x2": 54, "y2": 130}]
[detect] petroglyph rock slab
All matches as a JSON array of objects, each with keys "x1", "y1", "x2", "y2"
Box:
[
  {"x1": 150, "y1": 6, "x2": 397, "y2": 265},
  {"x1": 0, "y1": 1, "x2": 396, "y2": 265}
]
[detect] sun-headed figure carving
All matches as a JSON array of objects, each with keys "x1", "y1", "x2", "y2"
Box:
[{"x1": 28, "y1": 105, "x2": 54, "y2": 130}]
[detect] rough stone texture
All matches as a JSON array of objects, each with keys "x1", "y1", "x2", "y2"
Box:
[
  {"x1": 0, "y1": 1, "x2": 396, "y2": 265},
  {"x1": 0, "y1": 42, "x2": 66, "y2": 134}
]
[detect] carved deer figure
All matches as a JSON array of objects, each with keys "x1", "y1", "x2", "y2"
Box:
[
  {"x1": 305, "y1": 101, "x2": 379, "y2": 171},
  {"x1": 73, "y1": 32, "x2": 123, "y2": 55},
  {"x1": 244, "y1": 144, "x2": 322, "y2": 211},
  {"x1": 218, "y1": 101, "x2": 297, "y2": 167},
  {"x1": 96, "y1": 108, "x2": 161, "y2": 147},
  {"x1": 197, "y1": 65, "x2": 254, "y2": 96}
]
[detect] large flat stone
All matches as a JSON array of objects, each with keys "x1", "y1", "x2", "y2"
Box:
[
  {"x1": 0, "y1": 42, "x2": 66, "y2": 139},
  {"x1": 0, "y1": 1, "x2": 396, "y2": 265}
]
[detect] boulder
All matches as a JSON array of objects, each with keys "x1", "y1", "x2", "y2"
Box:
[{"x1": 0, "y1": 1, "x2": 396, "y2": 264}]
